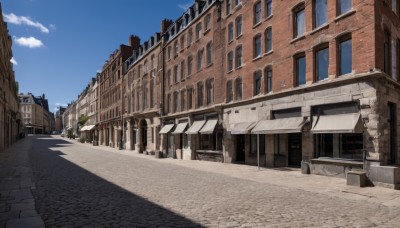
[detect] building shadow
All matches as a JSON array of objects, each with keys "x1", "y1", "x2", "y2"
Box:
[{"x1": 29, "y1": 136, "x2": 203, "y2": 227}]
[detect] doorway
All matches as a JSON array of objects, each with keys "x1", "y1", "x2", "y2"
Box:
[
  {"x1": 140, "y1": 120, "x2": 148, "y2": 149},
  {"x1": 288, "y1": 133, "x2": 302, "y2": 167},
  {"x1": 236, "y1": 135, "x2": 245, "y2": 162},
  {"x1": 167, "y1": 133, "x2": 175, "y2": 158}
]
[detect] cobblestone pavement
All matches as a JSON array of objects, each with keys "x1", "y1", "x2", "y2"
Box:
[{"x1": 25, "y1": 135, "x2": 400, "y2": 227}]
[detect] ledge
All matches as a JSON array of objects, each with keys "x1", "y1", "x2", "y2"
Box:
[
  {"x1": 311, "y1": 158, "x2": 363, "y2": 168},
  {"x1": 334, "y1": 9, "x2": 356, "y2": 22},
  {"x1": 310, "y1": 23, "x2": 329, "y2": 35},
  {"x1": 197, "y1": 150, "x2": 223, "y2": 154},
  {"x1": 290, "y1": 35, "x2": 306, "y2": 44}
]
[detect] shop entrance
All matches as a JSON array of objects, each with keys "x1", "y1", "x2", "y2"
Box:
[
  {"x1": 288, "y1": 133, "x2": 302, "y2": 167},
  {"x1": 236, "y1": 135, "x2": 245, "y2": 162}
]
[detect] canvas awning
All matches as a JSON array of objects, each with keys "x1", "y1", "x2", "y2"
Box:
[
  {"x1": 172, "y1": 122, "x2": 188, "y2": 134},
  {"x1": 311, "y1": 113, "x2": 363, "y2": 134},
  {"x1": 185, "y1": 120, "x2": 206, "y2": 135},
  {"x1": 159, "y1": 124, "x2": 175, "y2": 134},
  {"x1": 228, "y1": 122, "x2": 257, "y2": 134},
  {"x1": 199, "y1": 119, "x2": 218, "y2": 134},
  {"x1": 251, "y1": 117, "x2": 308, "y2": 134},
  {"x1": 86, "y1": 125, "x2": 96, "y2": 131},
  {"x1": 80, "y1": 126, "x2": 88, "y2": 131}
]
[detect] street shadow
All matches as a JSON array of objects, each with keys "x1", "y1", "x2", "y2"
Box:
[{"x1": 30, "y1": 137, "x2": 203, "y2": 227}]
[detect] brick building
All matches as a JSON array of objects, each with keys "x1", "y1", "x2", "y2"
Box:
[{"x1": 0, "y1": 2, "x2": 20, "y2": 150}]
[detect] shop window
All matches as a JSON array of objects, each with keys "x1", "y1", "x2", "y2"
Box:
[
  {"x1": 199, "y1": 130, "x2": 223, "y2": 151},
  {"x1": 314, "y1": 0, "x2": 327, "y2": 28},
  {"x1": 314, "y1": 133, "x2": 363, "y2": 160},
  {"x1": 315, "y1": 45, "x2": 329, "y2": 81},
  {"x1": 250, "y1": 134, "x2": 265, "y2": 155}
]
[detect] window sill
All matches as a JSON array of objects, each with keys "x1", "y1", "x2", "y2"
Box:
[
  {"x1": 228, "y1": 39, "x2": 234, "y2": 45},
  {"x1": 206, "y1": 63, "x2": 213, "y2": 68},
  {"x1": 227, "y1": 69, "x2": 233, "y2": 74},
  {"x1": 204, "y1": 29, "x2": 211, "y2": 35},
  {"x1": 180, "y1": 49, "x2": 185, "y2": 53},
  {"x1": 225, "y1": 13, "x2": 232, "y2": 19},
  {"x1": 236, "y1": 65, "x2": 244, "y2": 70},
  {"x1": 252, "y1": 56, "x2": 262, "y2": 62},
  {"x1": 236, "y1": 34, "x2": 243, "y2": 39},
  {"x1": 264, "y1": 50, "x2": 273, "y2": 56},
  {"x1": 290, "y1": 35, "x2": 306, "y2": 44},
  {"x1": 310, "y1": 23, "x2": 329, "y2": 35},
  {"x1": 234, "y1": 4, "x2": 242, "y2": 11},
  {"x1": 334, "y1": 9, "x2": 356, "y2": 22},
  {"x1": 252, "y1": 22, "x2": 262, "y2": 29},
  {"x1": 264, "y1": 14, "x2": 273, "y2": 21}
]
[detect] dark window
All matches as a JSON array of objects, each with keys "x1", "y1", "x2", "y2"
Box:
[
  {"x1": 226, "y1": 0, "x2": 231, "y2": 15},
  {"x1": 173, "y1": 91, "x2": 179, "y2": 113},
  {"x1": 266, "y1": 0, "x2": 272, "y2": 17},
  {"x1": 254, "y1": 1, "x2": 262, "y2": 25},
  {"x1": 250, "y1": 134, "x2": 265, "y2": 155},
  {"x1": 236, "y1": 16, "x2": 242, "y2": 36},
  {"x1": 197, "y1": 49, "x2": 204, "y2": 71},
  {"x1": 314, "y1": 133, "x2": 363, "y2": 160},
  {"x1": 196, "y1": 23, "x2": 202, "y2": 40},
  {"x1": 236, "y1": 77, "x2": 242, "y2": 100},
  {"x1": 384, "y1": 29, "x2": 392, "y2": 76},
  {"x1": 174, "y1": 41, "x2": 178, "y2": 56},
  {"x1": 227, "y1": 51, "x2": 234, "y2": 71},
  {"x1": 207, "y1": 42, "x2": 213, "y2": 65},
  {"x1": 181, "y1": 90, "x2": 186, "y2": 111},
  {"x1": 181, "y1": 35, "x2": 185, "y2": 50},
  {"x1": 188, "y1": 88, "x2": 193, "y2": 109},
  {"x1": 205, "y1": 14, "x2": 211, "y2": 31},
  {"x1": 314, "y1": 0, "x2": 327, "y2": 28},
  {"x1": 272, "y1": 107, "x2": 302, "y2": 119},
  {"x1": 294, "y1": 6, "x2": 305, "y2": 38},
  {"x1": 167, "y1": 93, "x2": 171, "y2": 113},
  {"x1": 188, "y1": 55, "x2": 193, "y2": 75},
  {"x1": 315, "y1": 47, "x2": 329, "y2": 81},
  {"x1": 206, "y1": 79, "x2": 214, "y2": 105},
  {"x1": 188, "y1": 29, "x2": 193, "y2": 45},
  {"x1": 150, "y1": 79, "x2": 154, "y2": 108},
  {"x1": 227, "y1": 80, "x2": 233, "y2": 102},
  {"x1": 254, "y1": 70, "x2": 262, "y2": 96},
  {"x1": 168, "y1": 69, "x2": 171, "y2": 86},
  {"x1": 181, "y1": 60, "x2": 185, "y2": 80},
  {"x1": 228, "y1": 23, "x2": 234, "y2": 42},
  {"x1": 295, "y1": 55, "x2": 306, "y2": 86},
  {"x1": 236, "y1": 46, "x2": 243, "y2": 68},
  {"x1": 265, "y1": 27, "x2": 272, "y2": 53},
  {"x1": 338, "y1": 0, "x2": 352, "y2": 15},
  {"x1": 197, "y1": 82, "x2": 204, "y2": 107},
  {"x1": 254, "y1": 34, "x2": 262, "y2": 58},
  {"x1": 388, "y1": 103, "x2": 396, "y2": 164},
  {"x1": 338, "y1": 37, "x2": 352, "y2": 75},
  {"x1": 265, "y1": 67, "x2": 272, "y2": 93}
]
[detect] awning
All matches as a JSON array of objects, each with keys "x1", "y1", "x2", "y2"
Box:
[
  {"x1": 86, "y1": 125, "x2": 96, "y2": 131},
  {"x1": 311, "y1": 113, "x2": 363, "y2": 134},
  {"x1": 251, "y1": 117, "x2": 308, "y2": 134},
  {"x1": 228, "y1": 122, "x2": 257, "y2": 134},
  {"x1": 80, "y1": 126, "x2": 87, "y2": 131},
  {"x1": 199, "y1": 119, "x2": 218, "y2": 134},
  {"x1": 185, "y1": 120, "x2": 206, "y2": 135},
  {"x1": 172, "y1": 122, "x2": 188, "y2": 134},
  {"x1": 159, "y1": 124, "x2": 175, "y2": 134}
]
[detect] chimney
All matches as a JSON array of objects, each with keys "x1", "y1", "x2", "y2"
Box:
[
  {"x1": 161, "y1": 19, "x2": 173, "y2": 34},
  {"x1": 128, "y1": 35, "x2": 140, "y2": 49}
]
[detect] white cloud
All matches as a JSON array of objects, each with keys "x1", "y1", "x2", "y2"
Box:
[
  {"x1": 13, "y1": 36, "x2": 44, "y2": 48},
  {"x1": 55, "y1": 102, "x2": 67, "y2": 107},
  {"x1": 178, "y1": 3, "x2": 192, "y2": 11},
  {"x1": 3, "y1": 13, "x2": 49, "y2": 33},
  {"x1": 10, "y1": 57, "x2": 18, "y2": 65}
]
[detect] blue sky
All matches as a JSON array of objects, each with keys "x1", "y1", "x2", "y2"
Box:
[{"x1": 1, "y1": 0, "x2": 192, "y2": 113}]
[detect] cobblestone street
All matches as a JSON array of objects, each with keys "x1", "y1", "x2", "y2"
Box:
[{"x1": 2, "y1": 135, "x2": 400, "y2": 227}]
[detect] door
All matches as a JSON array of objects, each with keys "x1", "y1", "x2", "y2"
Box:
[
  {"x1": 288, "y1": 133, "x2": 302, "y2": 167},
  {"x1": 236, "y1": 135, "x2": 245, "y2": 162},
  {"x1": 167, "y1": 133, "x2": 175, "y2": 158}
]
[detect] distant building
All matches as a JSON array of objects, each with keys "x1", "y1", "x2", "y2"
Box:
[
  {"x1": 55, "y1": 107, "x2": 66, "y2": 132},
  {"x1": 0, "y1": 2, "x2": 21, "y2": 150},
  {"x1": 19, "y1": 93, "x2": 51, "y2": 134}
]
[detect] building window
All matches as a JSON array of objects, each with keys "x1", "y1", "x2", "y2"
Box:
[
  {"x1": 337, "y1": 0, "x2": 352, "y2": 15},
  {"x1": 188, "y1": 29, "x2": 193, "y2": 46},
  {"x1": 150, "y1": 79, "x2": 154, "y2": 108},
  {"x1": 227, "y1": 51, "x2": 234, "y2": 72},
  {"x1": 143, "y1": 82, "x2": 148, "y2": 110},
  {"x1": 168, "y1": 69, "x2": 172, "y2": 86},
  {"x1": 188, "y1": 88, "x2": 193, "y2": 109},
  {"x1": 266, "y1": 0, "x2": 272, "y2": 17},
  {"x1": 207, "y1": 42, "x2": 213, "y2": 65},
  {"x1": 181, "y1": 90, "x2": 186, "y2": 111},
  {"x1": 236, "y1": 16, "x2": 242, "y2": 37},
  {"x1": 196, "y1": 23, "x2": 202, "y2": 40},
  {"x1": 295, "y1": 54, "x2": 306, "y2": 86},
  {"x1": 265, "y1": 66, "x2": 272, "y2": 93},
  {"x1": 250, "y1": 135, "x2": 265, "y2": 155},
  {"x1": 254, "y1": 34, "x2": 262, "y2": 58},
  {"x1": 254, "y1": 70, "x2": 262, "y2": 96},
  {"x1": 206, "y1": 78, "x2": 214, "y2": 105},
  {"x1": 254, "y1": 1, "x2": 262, "y2": 25},
  {"x1": 265, "y1": 27, "x2": 272, "y2": 53},
  {"x1": 226, "y1": 0, "x2": 231, "y2": 15},
  {"x1": 205, "y1": 14, "x2": 211, "y2": 31},
  {"x1": 181, "y1": 35, "x2": 185, "y2": 50},
  {"x1": 167, "y1": 93, "x2": 171, "y2": 113},
  {"x1": 227, "y1": 80, "x2": 233, "y2": 103},
  {"x1": 197, "y1": 82, "x2": 204, "y2": 108},
  {"x1": 384, "y1": 29, "x2": 391, "y2": 76},
  {"x1": 314, "y1": 0, "x2": 327, "y2": 28},
  {"x1": 168, "y1": 46, "x2": 172, "y2": 60},
  {"x1": 314, "y1": 133, "x2": 363, "y2": 160},
  {"x1": 236, "y1": 46, "x2": 242, "y2": 68},
  {"x1": 180, "y1": 60, "x2": 185, "y2": 80},
  {"x1": 235, "y1": 77, "x2": 242, "y2": 100},
  {"x1": 235, "y1": 0, "x2": 241, "y2": 6},
  {"x1": 228, "y1": 23, "x2": 234, "y2": 42},
  {"x1": 174, "y1": 41, "x2": 178, "y2": 56},
  {"x1": 294, "y1": 5, "x2": 305, "y2": 38},
  {"x1": 393, "y1": 0, "x2": 398, "y2": 13},
  {"x1": 143, "y1": 61, "x2": 148, "y2": 74},
  {"x1": 188, "y1": 55, "x2": 193, "y2": 76},
  {"x1": 174, "y1": 65, "x2": 179, "y2": 83},
  {"x1": 174, "y1": 91, "x2": 179, "y2": 113},
  {"x1": 338, "y1": 36, "x2": 352, "y2": 75},
  {"x1": 315, "y1": 46, "x2": 329, "y2": 81},
  {"x1": 197, "y1": 49, "x2": 204, "y2": 71}
]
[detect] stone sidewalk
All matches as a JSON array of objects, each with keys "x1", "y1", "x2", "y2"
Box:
[
  {"x1": 0, "y1": 137, "x2": 44, "y2": 228},
  {"x1": 67, "y1": 136, "x2": 400, "y2": 210}
]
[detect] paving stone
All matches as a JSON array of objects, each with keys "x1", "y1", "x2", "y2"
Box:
[{"x1": 5, "y1": 217, "x2": 45, "y2": 228}]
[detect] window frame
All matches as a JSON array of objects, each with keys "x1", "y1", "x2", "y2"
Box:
[
  {"x1": 314, "y1": 44, "x2": 330, "y2": 81},
  {"x1": 294, "y1": 53, "x2": 306, "y2": 86},
  {"x1": 293, "y1": 4, "x2": 305, "y2": 38}
]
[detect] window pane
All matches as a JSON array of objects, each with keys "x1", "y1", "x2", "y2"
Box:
[
  {"x1": 315, "y1": 0, "x2": 327, "y2": 28},
  {"x1": 338, "y1": 0, "x2": 352, "y2": 15},
  {"x1": 266, "y1": 0, "x2": 272, "y2": 17},
  {"x1": 339, "y1": 39, "x2": 352, "y2": 75},
  {"x1": 316, "y1": 48, "x2": 329, "y2": 81},
  {"x1": 254, "y1": 71, "x2": 262, "y2": 96},
  {"x1": 228, "y1": 23, "x2": 234, "y2": 42},
  {"x1": 266, "y1": 69, "x2": 272, "y2": 92},
  {"x1": 266, "y1": 28, "x2": 272, "y2": 52},
  {"x1": 254, "y1": 2, "x2": 262, "y2": 24},
  {"x1": 296, "y1": 56, "x2": 306, "y2": 85},
  {"x1": 236, "y1": 47, "x2": 242, "y2": 67},
  {"x1": 254, "y1": 35, "x2": 262, "y2": 57},
  {"x1": 236, "y1": 17, "x2": 242, "y2": 36},
  {"x1": 228, "y1": 52, "x2": 233, "y2": 71},
  {"x1": 295, "y1": 9, "x2": 305, "y2": 37},
  {"x1": 236, "y1": 78, "x2": 242, "y2": 100}
]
